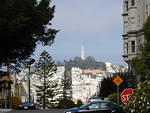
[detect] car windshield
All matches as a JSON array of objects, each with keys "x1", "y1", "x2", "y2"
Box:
[
  {"x1": 21, "y1": 102, "x2": 34, "y2": 105},
  {"x1": 90, "y1": 97, "x2": 103, "y2": 100}
]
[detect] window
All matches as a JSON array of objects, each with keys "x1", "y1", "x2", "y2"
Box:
[
  {"x1": 87, "y1": 103, "x2": 100, "y2": 110},
  {"x1": 124, "y1": 43, "x2": 128, "y2": 54},
  {"x1": 146, "y1": 5, "x2": 148, "y2": 16},
  {"x1": 124, "y1": 1, "x2": 128, "y2": 11},
  {"x1": 131, "y1": 41, "x2": 135, "y2": 53},
  {"x1": 100, "y1": 102, "x2": 114, "y2": 109},
  {"x1": 131, "y1": 17, "x2": 135, "y2": 24},
  {"x1": 131, "y1": 0, "x2": 135, "y2": 6},
  {"x1": 138, "y1": 15, "x2": 141, "y2": 26}
]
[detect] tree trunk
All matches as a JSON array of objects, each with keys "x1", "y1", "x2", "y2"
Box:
[{"x1": 43, "y1": 74, "x2": 46, "y2": 109}]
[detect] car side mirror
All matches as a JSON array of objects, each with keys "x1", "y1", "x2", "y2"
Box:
[{"x1": 111, "y1": 110, "x2": 116, "y2": 113}]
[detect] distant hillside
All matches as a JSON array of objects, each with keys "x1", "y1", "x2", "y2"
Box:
[{"x1": 57, "y1": 56, "x2": 106, "y2": 71}]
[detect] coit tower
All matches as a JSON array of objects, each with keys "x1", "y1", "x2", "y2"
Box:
[{"x1": 80, "y1": 45, "x2": 85, "y2": 60}]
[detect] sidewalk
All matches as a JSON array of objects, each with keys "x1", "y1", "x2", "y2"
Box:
[{"x1": 0, "y1": 109, "x2": 12, "y2": 113}]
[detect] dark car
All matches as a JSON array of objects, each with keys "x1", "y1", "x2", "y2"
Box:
[
  {"x1": 18, "y1": 102, "x2": 37, "y2": 110},
  {"x1": 64, "y1": 100, "x2": 124, "y2": 113},
  {"x1": 88, "y1": 97, "x2": 104, "y2": 102}
]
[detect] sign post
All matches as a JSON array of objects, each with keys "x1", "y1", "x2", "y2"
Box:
[
  {"x1": 121, "y1": 88, "x2": 134, "y2": 104},
  {"x1": 113, "y1": 75, "x2": 123, "y2": 104}
]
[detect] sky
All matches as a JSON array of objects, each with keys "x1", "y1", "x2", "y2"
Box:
[{"x1": 34, "y1": 0, "x2": 126, "y2": 65}]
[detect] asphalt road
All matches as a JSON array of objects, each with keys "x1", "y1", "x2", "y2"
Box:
[{"x1": 1, "y1": 109, "x2": 66, "y2": 113}]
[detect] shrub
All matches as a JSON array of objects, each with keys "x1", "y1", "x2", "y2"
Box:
[
  {"x1": 124, "y1": 80, "x2": 150, "y2": 113},
  {"x1": 11, "y1": 96, "x2": 21, "y2": 109},
  {"x1": 0, "y1": 97, "x2": 5, "y2": 108},
  {"x1": 57, "y1": 98, "x2": 75, "y2": 109},
  {"x1": 76, "y1": 100, "x2": 83, "y2": 107},
  {"x1": 108, "y1": 93, "x2": 117, "y2": 103}
]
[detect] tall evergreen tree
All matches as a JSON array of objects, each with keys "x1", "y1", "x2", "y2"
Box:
[
  {"x1": 61, "y1": 71, "x2": 72, "y2": 99},
  {"x1": 34, "y1": 50, "x2": 59, "y2": 109},
  {"x1": 57, "y1": 71, "x2": 74, "y2": 108},
  {"x1": 0, "y1": 0, "x2": 58, "y2": 66}
]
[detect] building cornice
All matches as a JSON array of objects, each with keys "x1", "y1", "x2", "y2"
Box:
[
  {"x1": 129, "y1": 6, "x2": 137, "y2": 10},
  {"x1": 122, "y1": 29, "x2": 143, "y2": 37},
  {"x1": 122, "y1": 34, "x2": 128, "y2": 37},
  {"x1": 122, "y1": 54, "x2": 128, "y2": 58},
  {"x1": 128, "y1": 29, "x2": 143, "y2": 34},
  {"x1": 122, "y1": 13, "x2": 128, "y2": 16}
]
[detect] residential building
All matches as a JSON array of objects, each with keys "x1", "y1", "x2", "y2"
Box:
[
  {"x1": 71, "y1": 67, "x2": 104, "y2": 103},
  {"x1": 14, "y1": 66, "x2": 65, "y2": 103},
  {"x1": 105, "y1": 62, "x2": 128, "y2": 73},
  {"x1": 122, "y1": 0, "x2": 150, "y2": 68}
]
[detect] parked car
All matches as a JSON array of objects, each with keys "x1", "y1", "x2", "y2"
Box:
[
  {"x1": 64, "y1": 100, "x2": 124, "y2": 113},
  {"x1": 18, "y1": 102, "x2": 37, "y2": 110},
  {"x1": 87, "y1": 96, "x2": 104, "y2": 102}
]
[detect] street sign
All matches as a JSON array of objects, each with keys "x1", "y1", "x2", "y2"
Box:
[
  {"x1": 113, "y1": 75, "x2": 123, "y2": 86},
  {"x1": 121, "y1": 88, "x2": 134, "y2": 104}
]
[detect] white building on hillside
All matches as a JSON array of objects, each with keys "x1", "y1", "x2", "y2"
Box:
[
  {"x1": 71, "y1": 67, "x2": 104, "y2": 103},
  {"x1": 14, "y1": 66, "x2": 65, "y2": 103},
  {"x1": 105, "y1": 62, "x2": 128, "y2": 73}
]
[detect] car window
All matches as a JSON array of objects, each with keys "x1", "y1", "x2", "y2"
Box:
[
  {"x1": 87, "y1": 103, "x2": 100, "y2": 110},
  {"x1": 80, "y1": 102, "x2": 92, "y2": 109},
  {"x1": 100, "y1": 102, "x2": 114, "y2": 109}
]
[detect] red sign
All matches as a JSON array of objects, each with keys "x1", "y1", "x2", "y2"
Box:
[{"x1": 121, "y1": 88, "x2": 134, "y2": 104}]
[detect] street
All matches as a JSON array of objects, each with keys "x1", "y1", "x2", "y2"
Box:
[{"x1": 1, "y1": 109, "x2": 66, "y2": 113}]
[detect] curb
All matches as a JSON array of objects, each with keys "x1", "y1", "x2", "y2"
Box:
[{"x1": 0, "y1": 109, "x2": 12, "y2": 113}]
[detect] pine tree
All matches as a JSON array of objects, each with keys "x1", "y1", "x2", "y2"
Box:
[
  {"x1": 57, "y1": 71, "x2": 74, "y2": 108},
  {"x1": 0, "y1": 0, "x2": 58, "y2": 66},
  {"x1": 34, "y1": 50, "x2": 59, "y2": 109},
  {"x1": 61, "y1": 71, "x2": 72, "y2": 99}
]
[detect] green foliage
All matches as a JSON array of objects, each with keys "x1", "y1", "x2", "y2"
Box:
[
  {"x1": 98, "y1": 76, "x2": 116, "y2": 97},
  {"x1": 129, "y1": 57, "x2": 147, "y2": 81},
  {"x1": 124, "y1": 80, "x2": 150, "y2": 113},
  {"x1": 0, "y1": 0, "x2": 57, "y2": 66},
  {"x1": 56, "y1": 71, "x2": 73, "y2": 109},
  {"x1": 108, "y1": 93, "x2": 117, "y2": 103},
  {"x1": 108, "y1": 93, "x2": 122, "y2": 104},
  {"x1": 130, "y1": 16, "x2": 150, "y2": 81},
  {"x1": 143, "y1": 16, "x2": 150, "y2": 41},
  {"x1": 63, "y1": 56, "x2": 106, "y2": 71},
  {"x1": 0, "y1": 97, "x2": 5, "y2": 108},
  {"x1": 36, "y1": 81, "x2": 59, "y2": 108},
  {"x1": 57, "y1": 98, "x2": 75, "y2": 109},
  {"x1": 35, "y1": 50, "x2": 57, "y2": 78},
  {"x1": 98, "y1": 72, "x2": 137, "y2": 98},
  {"x1": 61, "y1": 71, "x2": 72, "y2": 99},
  {"x1": 34, "y1": 50, "x2": 59, "y2": 109},
  {"x1": 76, "y1": 99, "x2": 83, "y2": 107}
]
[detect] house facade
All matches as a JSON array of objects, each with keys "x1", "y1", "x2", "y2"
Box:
[{"x1": 122, "y1": 0, "x2": 150, "y2": 67}]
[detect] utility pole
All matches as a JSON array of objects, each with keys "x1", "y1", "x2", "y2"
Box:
[
  {"x1": 7, "y1": 64, "x2": 11, "y2": 109},
  {"x1": 28, "y1": 66, "x2": 31, "y2": 102},
  {"x1": 27, "y1": 59, "x2": 35, "y2": 102}
]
